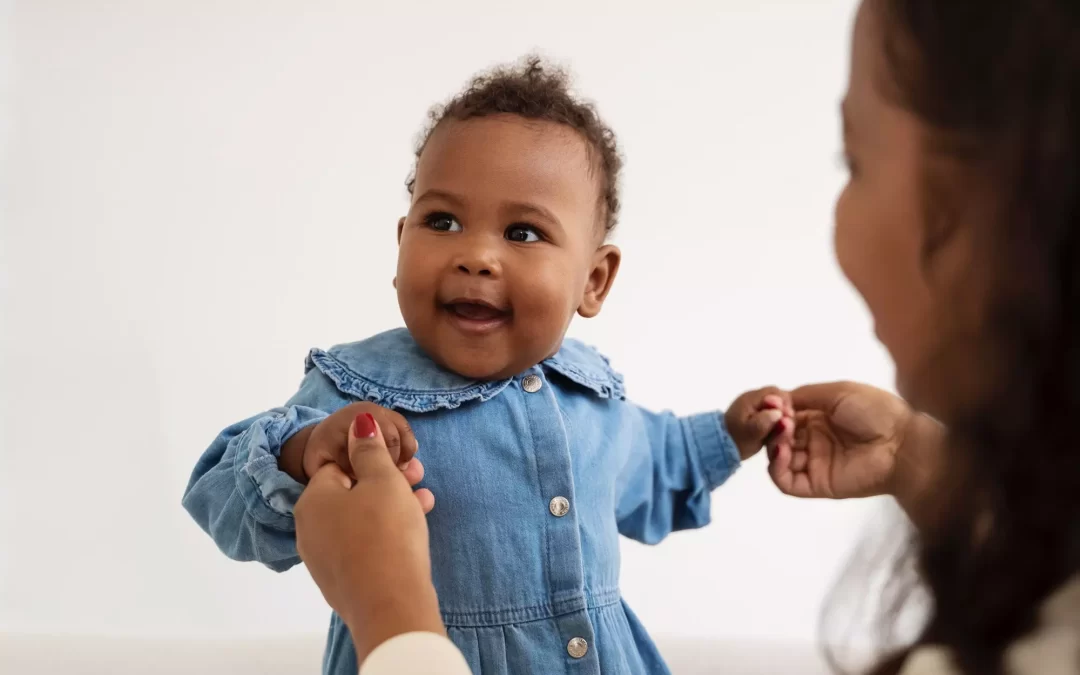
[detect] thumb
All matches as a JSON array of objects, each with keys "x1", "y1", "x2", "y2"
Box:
[{"x1": 348, "y1": 412, "x2": 399, "y2": 479}]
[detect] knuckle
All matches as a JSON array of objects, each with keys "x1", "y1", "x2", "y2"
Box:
[
  {"x1": 387, "y1": 409, "x2": 413, "y2": 433},
  {"x1": 383, "y1": 427, "x2": 401, "y2": 446}
]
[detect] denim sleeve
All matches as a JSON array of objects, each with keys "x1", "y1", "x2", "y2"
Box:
[
  {"x1": 181, "y1": 368, "x2": 341, "y2": 572},
  {"x1": 614, "y1": 406, "x2": 741, "y2": 545}
]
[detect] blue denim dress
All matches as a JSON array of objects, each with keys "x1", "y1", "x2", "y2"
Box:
[{"x1": 183, "y1": 328, "x2": 740, "y2": 674}]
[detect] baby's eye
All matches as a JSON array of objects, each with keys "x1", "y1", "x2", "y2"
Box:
[
  {"x1": 425, "y1": 213, "x2": 462, "y2": 232},
  {"x1": 505, "y1": 224, "x2": 542, "y2": 243}
]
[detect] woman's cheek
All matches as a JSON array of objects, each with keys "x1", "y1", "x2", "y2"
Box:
[{"x1": 834, "y1": 184, "x2": 863, "y2": 290}]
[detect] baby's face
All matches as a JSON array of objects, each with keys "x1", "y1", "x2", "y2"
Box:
[{"x1": 395, "y1": 115, "x2": 618, "y2": 381}]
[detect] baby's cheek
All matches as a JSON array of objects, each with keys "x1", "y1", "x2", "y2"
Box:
[
  {"x1": 513, "y1": 260, "x2": 565, "y2": 307},
  {"x1": 510, "y1": 296, "x2": 568, "y2": 355}
]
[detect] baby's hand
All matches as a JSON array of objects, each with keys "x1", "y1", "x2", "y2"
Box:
[
  {"x1": 724, "y1": 387, "x2": 795, "y2": 461},
  {"x1": 304, "y1": 402, "x2": 419, "y2": 481}
]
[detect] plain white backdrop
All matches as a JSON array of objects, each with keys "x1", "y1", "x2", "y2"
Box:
[{"x1": 3, "y1": 0, "x2": 895, "y2": 652}]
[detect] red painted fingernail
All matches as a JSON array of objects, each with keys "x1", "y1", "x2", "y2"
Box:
[{"x1": 353, "y1": 413, "x2": 377, "y2": 438}]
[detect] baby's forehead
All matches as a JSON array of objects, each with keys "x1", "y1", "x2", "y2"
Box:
[
  {"x1": 422, "y1": 116, "x2": 595, "y2": 174},
  {"x1": 414, "y1": 116, "x2": 604, "y2": 218}
]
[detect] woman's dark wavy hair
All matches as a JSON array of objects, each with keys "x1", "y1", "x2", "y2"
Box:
[{"x1": 853, "y1": 1, "x2": 1080, "y2": 674}]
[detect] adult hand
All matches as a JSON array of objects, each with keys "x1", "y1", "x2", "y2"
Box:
[
  {"x1": 295, "y1": 413, "x2": 444, "y2": 663},
  {"x1": 767, "y1": 382, "x2": 945, "y2": 522}
]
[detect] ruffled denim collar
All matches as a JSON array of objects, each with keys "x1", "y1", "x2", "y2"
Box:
[{"x1": 304, "y1": 328, "x2": 625, "y2": 413}]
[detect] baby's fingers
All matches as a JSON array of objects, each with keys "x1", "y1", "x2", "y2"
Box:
[
  {"x1": 747, "y1": 407, "x2": 786, "y2": 446},
  {"x1": 762, "y1": 393, "x2": 795, "y2": 419},
  {"x1": 375, "y1": 409, "x2": 418, "y2": 469}
]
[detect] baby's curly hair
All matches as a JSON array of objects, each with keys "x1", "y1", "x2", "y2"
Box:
[{"x1": 406, "y1": 55, "x2": 622, "y2": 233}]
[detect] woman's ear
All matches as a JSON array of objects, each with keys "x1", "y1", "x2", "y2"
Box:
[{"x1": 578, "y1": 245, "x2": 622, "y2": 318}]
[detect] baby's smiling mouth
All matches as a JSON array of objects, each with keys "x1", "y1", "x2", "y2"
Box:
[{"x1": 442, "y1": 298, "x2": 512, "y2": 330}]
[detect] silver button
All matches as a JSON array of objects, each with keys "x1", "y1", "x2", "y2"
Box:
[
  {"x1": 567, "y1": 637, "x2": 588, "y2": 659},
  {"x1": 549, "y1": 496, "x2": 570, "y2": 517},
  {"x1": 522, "y1": 374, "x2": 543, "y2": 393}
]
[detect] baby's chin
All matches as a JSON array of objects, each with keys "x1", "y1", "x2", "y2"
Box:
[
  {"x1": 409, "y1": 324, "x2": 555, "y2": 381},
  {"x1": 433, "y1": 349, "x2": 522, "y2": 382}
]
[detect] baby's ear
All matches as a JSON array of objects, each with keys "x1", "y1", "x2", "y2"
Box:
[
  {"x1": 393, "y1": 218, "x2": 406, "y2": 290},
  {"x1": 578, "y1": 245, "x2": 621, "y2": 318}
]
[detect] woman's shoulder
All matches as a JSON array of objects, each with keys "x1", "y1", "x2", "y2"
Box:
[{"x1": 901, "y1": 577, "x2": 1080, "y2": 675}]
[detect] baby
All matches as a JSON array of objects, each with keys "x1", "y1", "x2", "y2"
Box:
[{"x1": 183, "y1": 57, "x2": 790, "y2": 675}]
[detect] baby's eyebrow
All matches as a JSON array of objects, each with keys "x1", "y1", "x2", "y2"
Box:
[
  {"x1": 414, "y1": 188, "x2": 467, "y2": 208},
  {"x1": 503, "y1": 200, "x2": 560, "y2": 227}
]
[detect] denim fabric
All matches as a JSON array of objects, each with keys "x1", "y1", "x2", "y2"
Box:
[{"x1": 183, "y1": 328, "x2": 740, "y2": 674}]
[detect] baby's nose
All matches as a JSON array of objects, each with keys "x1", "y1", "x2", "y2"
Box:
[
  {"x1": 454, "y1": 246, "x2": 502, "y2": 277},
  {"x1": 457, "y1": 263, "x2": 493, "y2": 276}
]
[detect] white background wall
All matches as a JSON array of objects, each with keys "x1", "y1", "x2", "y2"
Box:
[{"x1": 3, "y1": 0, "x2": 894, "y2": 650}]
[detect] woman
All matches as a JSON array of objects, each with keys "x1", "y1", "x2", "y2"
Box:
[{"x1": 297, "y1": 0, "x2": 1080, "y2": 672}]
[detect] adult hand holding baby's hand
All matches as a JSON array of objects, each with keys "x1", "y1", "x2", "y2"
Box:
[
  {"x1": 295, "y1": 413, "x2": 443, "y2": 663},
  {"x1": 724, "y1": 387, "x2": 796, "y2": 461},
  {"x1": 305, "y1": 402, "x2": 419, "y2": 477},
  {"x1": 280, "y1": 402, "x2": 425, "y2": 498},
  {"x1": 765, "y1": 381, "x2": 927, "y2": 501}
]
